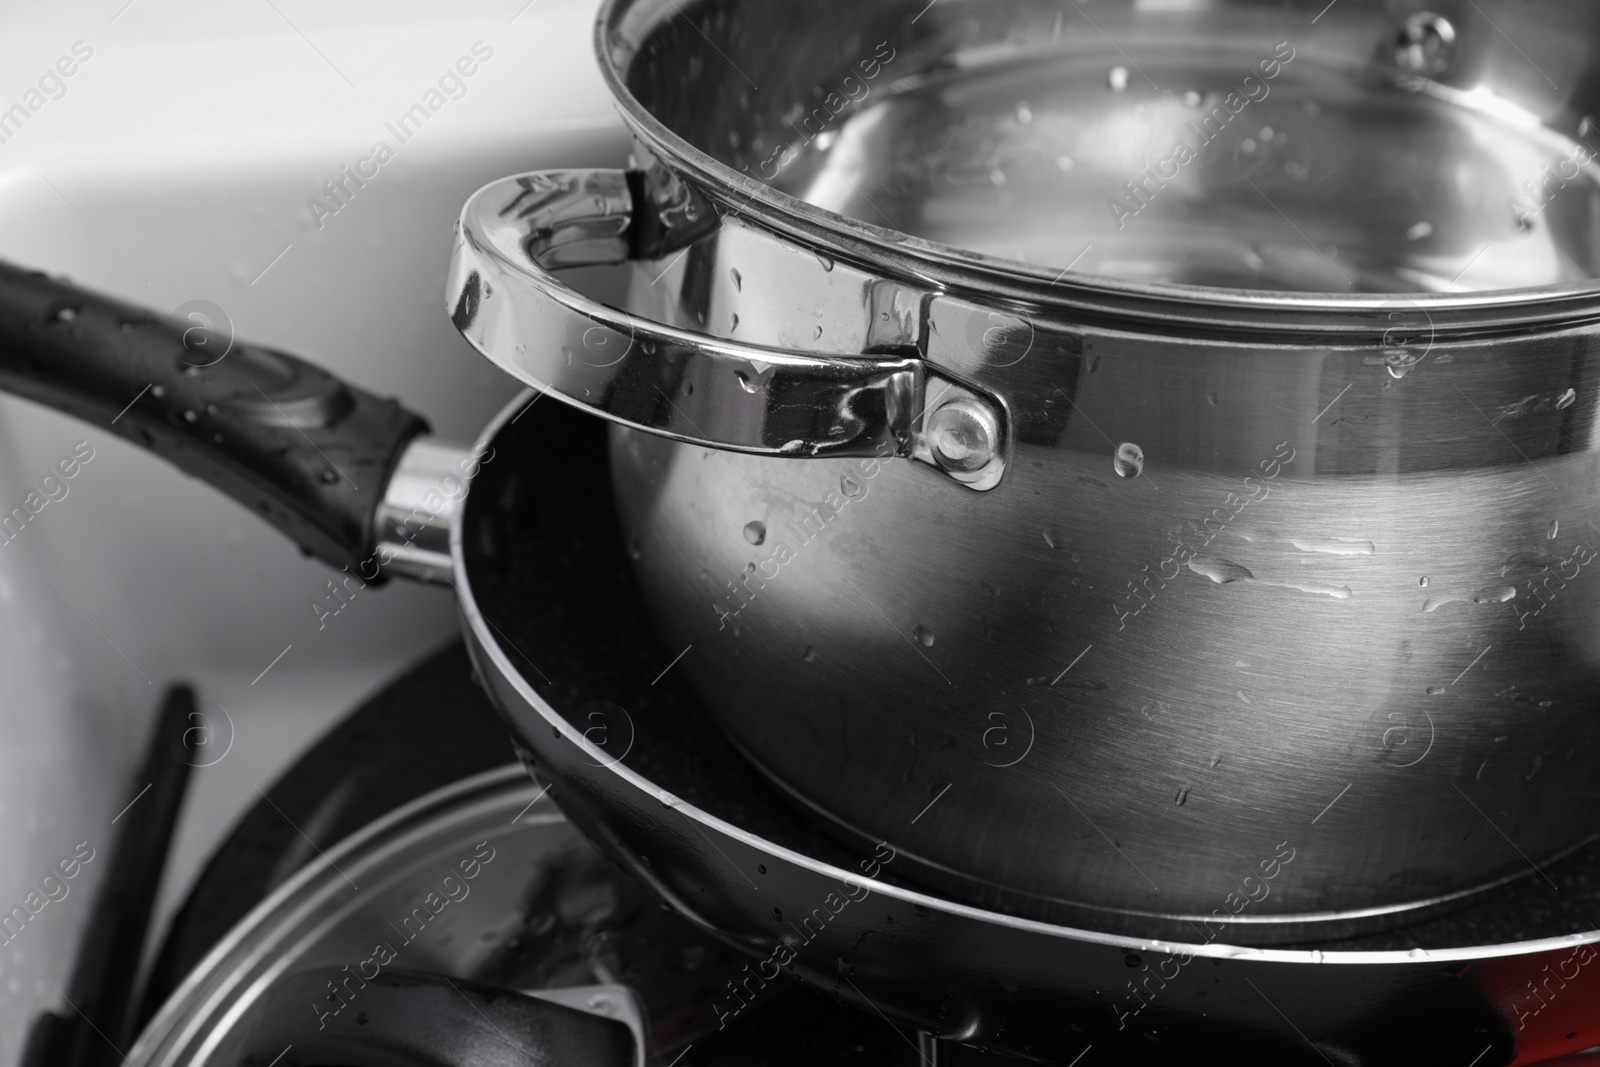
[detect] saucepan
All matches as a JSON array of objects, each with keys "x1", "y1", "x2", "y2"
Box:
[{"x1": 446, "y1": 0, "x2": 1600, "y2": 940}]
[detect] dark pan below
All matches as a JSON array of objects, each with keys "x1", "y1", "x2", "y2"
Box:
[
  {"x1": 466, "y1": 394, "x2": 1600, "y2": 953},
  {"x1": 458, "y1": 390, "x2": 1600, "y2": 1067}
]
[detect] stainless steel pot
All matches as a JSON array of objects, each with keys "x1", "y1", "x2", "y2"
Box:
[{"x1": 447, "y1": 0, "x2": 1600, "y2": 939}]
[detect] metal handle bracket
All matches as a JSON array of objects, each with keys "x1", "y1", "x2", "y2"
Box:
[{"x1": 448, "y1": 168, "x2": 1009, "y2": 490}]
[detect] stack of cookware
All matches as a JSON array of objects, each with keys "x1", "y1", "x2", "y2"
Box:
[{"x1": 6, "y1": 1, "x2": 1600, "y2": 1062}]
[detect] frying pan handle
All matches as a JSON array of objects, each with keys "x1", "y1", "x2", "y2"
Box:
[
  {"x1": 0, "y1": 262, "x2": 430, "y2": 580},
  {"x1": 448, "y1": 168, "x2": 1009, "y2": 490},
  {"x1": 235, "y1": 968, "x2": 639, "y2": 1067}
]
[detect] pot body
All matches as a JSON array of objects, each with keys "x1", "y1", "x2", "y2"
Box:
[
  {"x1": 611, "y1": 279, "x2": 1600, "y2": 934},
  {"x1": 593, "y1": 0, "x2": 1600, "y2": 935}
]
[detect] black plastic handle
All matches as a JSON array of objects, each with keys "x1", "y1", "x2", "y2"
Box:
[
  {"x1": 235, "y1": 968, "x2": 637, "y2": 1067},
  {"x1": 0, "y1": 262, "x2": 429, "y2": 577}
]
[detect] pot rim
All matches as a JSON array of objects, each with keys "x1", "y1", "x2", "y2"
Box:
[{"x1": 594, "y1": 0, "x2": 1600, "y2": 338}]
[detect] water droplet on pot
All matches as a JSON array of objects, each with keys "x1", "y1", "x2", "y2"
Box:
[
  {"x1": 1472, "y1": 585, "x2": 1517, "y2": 604},
  {"x1": 1174, "y1": 786, "x2": 1190, "y2": 806},
  {"x1": 815, "y1": 252, "x2": 834, "y2": 272},
  {"x1": 803, "y1": 646, "x2": 819, "y2": 662},
  {"x1": 1113, "y1": 442, "x2": 1144, "y2": 478},
  {"x1": 1548, "y1": 519, "x2": 1560, "y2": 540},
  {"x1": 1309, "y1": 949, "x2": 1324, "y2": 964},
  {"x1": 913, "y1": 625, "x2": 935, "y2": 647},
  {"x1": 1108, "y1": 66, "x2": 1129, "y2": 92},
  {"x1": 1419, "y1": 576, "x2": 1430, "y2": 587},
  {"x1": 1557, "y1": 387, "x2": 1577, "y2": 410},
  {"x1": 1042, "y1": 525, "x2": 1065, "y2": 549},
  {"x1": 53, "y1": 306, "x2": 78, "y2": 322},
  {"x1": 730, "y1": 267, "x2": 743, "y2": 291},
  {"x1": 1183, "y1": 90, "x2": 1202, "y2": 107},
  {"x1": 1426, "y1": 686, "x2": 1444, "y2": 695},
  {"x1": 1406, "y1": 220, "x2": 1434, "y2": 241},
  {"x1": 813, "y1": 325, "x2": 824, "y2": 340},
  {"x1": 736, "y1": 370, "x2": 759, "y2": 393},
  {"x1": 730, "y1": 313, "x2": 740, "y2": 332},
  {"x1": 320, "y1": 469, "x2": 338, "y2": 484},
  {"x1": 1189, "y1": 557, "x2": 1254, "y2": 584},
  {"x1": 744, "y1": 520, "x2": 766, "y2": 545}
]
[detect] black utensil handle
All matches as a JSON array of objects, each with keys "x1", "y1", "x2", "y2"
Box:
[
  {"x1": 19, "y1": 685, "x2": 197, "y2": 1067},
  {"x1": 236, "y1": 968, "x2": 637, "y2": 1067},
  {"x1": 0, "y1": 262, "x2": 429, "y2": 577}
]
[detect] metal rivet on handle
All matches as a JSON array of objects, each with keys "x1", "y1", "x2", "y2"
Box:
[
  {"x1": 927, "y1": 398, "x2": 1000, "y2": 475},
  {"x1": 1394, "y1": 12, "x2": 1457, "y2": 77}
]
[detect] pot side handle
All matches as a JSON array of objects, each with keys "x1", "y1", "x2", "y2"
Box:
[
  {"x1": 448, "y1": 169, "x2": 1009, "y2": 490},
  {"x1": 0, "y1": 261, "x2": 430, "y2": 580}
]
